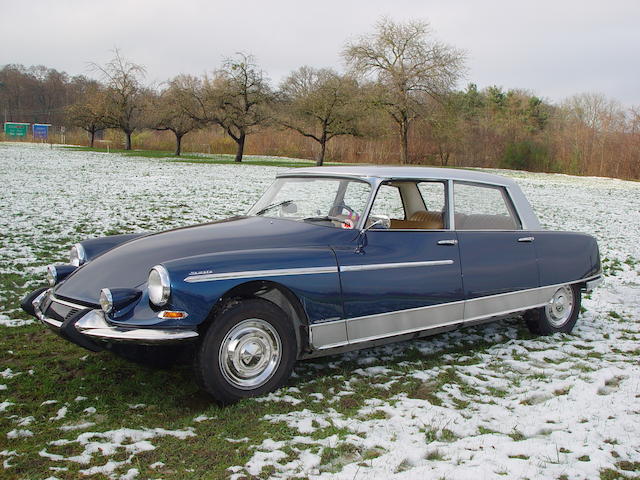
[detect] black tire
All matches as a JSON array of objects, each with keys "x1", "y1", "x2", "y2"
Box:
[
  {"x1": 194, "y1": 298, "x2": 296, "y2": 405},
  {"x1": 525, "y1": 284, "x2": 581, "y2": 335}
]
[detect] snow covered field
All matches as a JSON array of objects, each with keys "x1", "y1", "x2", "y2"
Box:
[{"x1": 0, "y1": 143, "x2": 638, "y2": 479}]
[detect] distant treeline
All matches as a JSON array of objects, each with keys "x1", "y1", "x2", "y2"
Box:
[{"x1": 1, "y1": 18, "x2": 638, "y2": 179}]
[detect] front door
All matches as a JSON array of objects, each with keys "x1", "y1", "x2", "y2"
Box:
[
  {"x1": 333, "y1": 180, "x2": 464, "y2": 345},
  {"x1": 334, "y1": 229, "x2": 465, "y2": 344}
]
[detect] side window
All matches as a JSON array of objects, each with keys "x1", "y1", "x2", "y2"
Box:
[
  {"x1": 417, "y1": 182, "x2": 446, "y2": 212},
  {"x1": 369, "y1": 184, "x2": 405, "y2": 221},
  {"x1": 454, "y1": 182, "x2": 520, "y2": 230}
]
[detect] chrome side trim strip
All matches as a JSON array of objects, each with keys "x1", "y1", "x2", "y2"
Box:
[
  {"x1": 184, "y1": 266, "x2": 338, "y2": 283},
  {"x1": 339, "y1": 260, "x2": 453, "y2": 273},
  {"x1": 463, "y1": 285, "x2": 557, "y2": 321},
  {"x1": 347, "y1": 300, "x2": 465, "y2": 345}
]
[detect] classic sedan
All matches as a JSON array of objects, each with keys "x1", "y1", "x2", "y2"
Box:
[{"x1": 21, "y1": 166, "x2": 602, "y2": 404}]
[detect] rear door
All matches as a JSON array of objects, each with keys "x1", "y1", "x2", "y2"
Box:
[{"x1": 452, "y1": 182, "x2": 540, "y2": 322}]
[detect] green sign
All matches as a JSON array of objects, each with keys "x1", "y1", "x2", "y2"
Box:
[{"x1": 4, "y1": 122, "x2": 30, "y2": 137}]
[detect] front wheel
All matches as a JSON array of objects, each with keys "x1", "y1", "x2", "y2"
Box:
[
  {"x1": 194, "y1": 298, "x2": 296, "y2": 404},
  {"x1": 525, "y1": 284, "x2": 581, "y2": 335}
]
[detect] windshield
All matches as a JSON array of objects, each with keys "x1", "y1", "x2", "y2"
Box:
[{"x1": 247, "y1": 177, "x2": 372, "y2": 229}]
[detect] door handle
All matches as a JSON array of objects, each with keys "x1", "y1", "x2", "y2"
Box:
[
  {"x1": 437, "y1": 239, "x2": 458, "y2": 246},
  {"x1": 518, "y1": 236, "x2": 535, "y2": 243}
]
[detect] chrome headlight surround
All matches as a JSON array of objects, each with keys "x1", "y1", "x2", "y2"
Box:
[
  {"x1": 148, "y1": 265, "x2": 170, "y2": 307},
  {"x1": 46, "y1": 265, "x2": 57, "y2": 286},
  {"x1": 99, "y1": 288, "x2": 114, "y2": 314},
  {"x1": 70, "y1": 243, "x2": 87, "y2": 267}
]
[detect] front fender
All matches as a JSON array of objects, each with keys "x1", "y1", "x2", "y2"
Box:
[
  {"x1": 80, "y1": 233, "x2": 148, "y2": 262},
  {"x1": 161, "y1": 247, "x2": 343, "y2": 327}
]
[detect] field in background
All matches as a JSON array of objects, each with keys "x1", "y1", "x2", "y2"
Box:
[{"x1": 1, "y1": 143, "x2": 639, "y2": 480}]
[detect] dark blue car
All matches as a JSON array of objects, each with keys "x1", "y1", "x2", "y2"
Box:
[{"x1": 21, "y1": 166, "x2": 602, "y2": 404}]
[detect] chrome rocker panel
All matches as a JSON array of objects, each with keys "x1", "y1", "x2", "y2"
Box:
[
  {"x1": 309, "y1": 274, "x2": 602, "y2": 351},
  {"x1": 33, "y1": 291, "x2": 198, "y2": 345}
]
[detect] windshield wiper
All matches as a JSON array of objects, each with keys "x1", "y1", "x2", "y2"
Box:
[
  {"x1": 254, "y1": 199, "x2": 295, "y2": 216},
  {"x1": 303, "y1": 216, "x2": 352, "y2": 227}
]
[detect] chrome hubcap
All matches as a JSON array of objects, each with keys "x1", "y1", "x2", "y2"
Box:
[
  {"x1": 219, "y1": 319, "x2": 281, "y2": 390},
  {"x1": 546, "y1": 286, "x2": 574, "y2": 327}
]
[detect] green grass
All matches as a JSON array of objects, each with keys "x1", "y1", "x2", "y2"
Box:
[{"x1": 62, "y1": 146, "x2": 347, "y2": 168}]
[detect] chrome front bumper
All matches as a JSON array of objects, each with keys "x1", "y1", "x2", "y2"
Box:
[{"x1": 33, "y1": 290, "x2": 198, "y2": 344}]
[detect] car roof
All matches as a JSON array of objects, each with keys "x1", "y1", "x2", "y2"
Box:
[{"x1": 277, "y1": 165, "x2": 518, "y2": 187}]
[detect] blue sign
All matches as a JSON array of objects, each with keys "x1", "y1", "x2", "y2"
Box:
[{"x1": 33, "y1": 124, "x2": 50, "y2": 140}]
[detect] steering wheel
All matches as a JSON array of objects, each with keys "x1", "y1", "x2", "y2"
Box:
[{"x1": 330, "y1": 204, "x2": 356, "y2": 217}]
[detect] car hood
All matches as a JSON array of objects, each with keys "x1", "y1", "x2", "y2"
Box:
[{"x1": 55, "y1": 216, "x2": 348, "y2": 305}]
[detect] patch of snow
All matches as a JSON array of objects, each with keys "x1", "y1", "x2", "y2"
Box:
[
  {"x1": 59, "y1": 422, "x2": 96, "y2": 432},
  {"x1": 49, "y1": 406, "x2": 68, "y2": 421},
  {"x1": 1, "y1": 368, "x2": 20, "y2": 379},
  {"x1": 193, "y1": 415, "x2": 216, "y2": 423},
  {"x1": 7, "y1": 429, "x2": 33, "y2": 439},
  {"x1": 225, "y1": 437, "x2": 250, "y2": 443},
  {"x1": 16, "y1": 416, "x2": 35, "y2": 426}
]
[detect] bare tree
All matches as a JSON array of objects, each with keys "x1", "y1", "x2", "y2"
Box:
[
  {"x1": 186, "y1": 53, "x2": 271, "y2": 162},
  {"x1": 91, "y1": 50, "x2": 146, "y2": 150},
  {"x1": 344, "y1": 17, "x2": 465, "y2": 164},
  {"x1": 65, "y1": 83, "x2": 108, "y2": 147},
  {"x1": 147, "y1": 75, "x2": 203, "y2": 156},
  {"x1": 279, "y1": 66, "x2": 362, "y2": 165}
]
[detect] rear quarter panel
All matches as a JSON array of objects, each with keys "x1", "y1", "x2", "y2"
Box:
[{"x1": 534, "y1": 231, "x2": 601, "y2": 286}]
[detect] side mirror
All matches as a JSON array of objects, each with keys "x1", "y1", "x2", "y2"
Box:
[
  {"x1": 364, "y1": 215, "x2": 391, "y2": 231},
  {"x1": 355, "y1": 215, "x2": 390, "y2": 253}
]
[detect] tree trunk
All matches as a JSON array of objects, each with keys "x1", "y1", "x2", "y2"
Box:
[
  {"x1": 124, "y1": 130, "x2": 132, "y2": 150},
  {"x1": 234, "y1": 132, "x2": 246, "y2": 162},
  {"x1": 399, "y1": 121, "x2": 409, "y2": 164},
  {"x1": 174, "y1": 133, "x2": 183, "y2": 156},
  {"x1": 89, "y1": 130, "x2": 95, "y2": 148},
  {"x1": 317, "y1": 133, "x2": 327, "y2": 166}
]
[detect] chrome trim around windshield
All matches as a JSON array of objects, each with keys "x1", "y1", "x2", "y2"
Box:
[
  {"x1": 339, "y1": 260, "x2": 453, "y2": 272},
  {"x1": 184, "y1": 266, "x2": 339, "y2": 283}
]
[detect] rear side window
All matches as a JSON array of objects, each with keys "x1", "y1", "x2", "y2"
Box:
[{"x1": 454, "y1": 182, "x2": 520, "y2": 230}]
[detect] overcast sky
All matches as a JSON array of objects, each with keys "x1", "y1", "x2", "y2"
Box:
[{"x1": 1, "y1": 0, "x2": 638, "y2": 106}]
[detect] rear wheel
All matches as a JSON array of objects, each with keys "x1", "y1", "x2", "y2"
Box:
[
  {"x1": 525, "y1": 284, "x2": 581, "y2": 335},
  {"x1": 194, "y1": 298, "x2": 296, "y2": 404}
]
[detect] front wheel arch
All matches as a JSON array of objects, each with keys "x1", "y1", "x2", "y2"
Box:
[{"x1": 200, "y1": 280, "x2": 310, "y2": 358}]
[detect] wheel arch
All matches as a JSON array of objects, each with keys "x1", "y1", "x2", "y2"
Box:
[{"x1": 201, "y1": 280, "x2": 311, "y2": 357}]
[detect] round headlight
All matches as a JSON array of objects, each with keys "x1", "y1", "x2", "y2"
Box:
[
  {"x1": 46, "y1": 265, "x2": 57, "y2": 286},
  {"x1": 148, "y1": 265, "x2": 170, "y2": 306},
  {"x1": 70, "y1": 243, "x2": 87, "y2": 267},
  {"x1": 99, "y1": 288, "x2": 113, "y2": 314}
]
